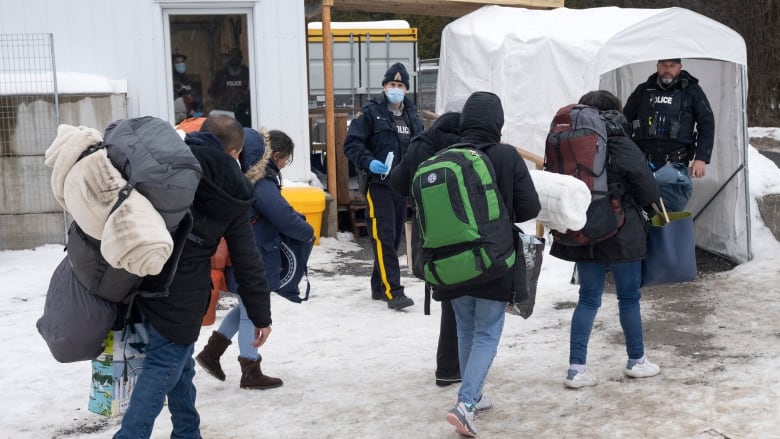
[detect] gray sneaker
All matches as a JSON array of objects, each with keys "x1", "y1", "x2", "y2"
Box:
[
  {"x1": 387, "y1": 295, "x2": 414, "y2": 310},
  {"x1": 475, "y1": 394, "x2": 492, "y2": 413},
  {"x1": 446, "y1": 401, "x2": 477, "y2": 437}
]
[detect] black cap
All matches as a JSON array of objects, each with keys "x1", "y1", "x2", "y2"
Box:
[
  {"x1": 658, "y1": 58, "x2": 681, "y2": 64},
  {"x1": 382, "y1": 62, "x2": 410, "y2": 89}
]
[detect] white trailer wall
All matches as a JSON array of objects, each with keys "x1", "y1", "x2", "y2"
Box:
[{"x1": 0, "y1": 0, "x2": 312, "y2": 181}]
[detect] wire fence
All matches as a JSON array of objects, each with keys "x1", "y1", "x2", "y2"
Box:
[{"x1": 0, "y1": 33, "x2": 64, "y2": 249}]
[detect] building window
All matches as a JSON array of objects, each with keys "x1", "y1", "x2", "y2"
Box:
[{"x1": 169, "y1": 13, "x2": 252, "y2": 127}]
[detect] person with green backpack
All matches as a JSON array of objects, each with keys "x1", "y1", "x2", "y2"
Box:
[{"x1": 415, "y1": 91, "x2": 539, "y2": 437}]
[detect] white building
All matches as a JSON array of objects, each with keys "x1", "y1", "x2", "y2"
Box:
[{"x1": 0, "y1": 0, "x2": 312, "y2": 181}]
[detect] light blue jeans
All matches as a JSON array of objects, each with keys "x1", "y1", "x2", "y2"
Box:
[
  {"x1": 114, "y1": 322, "x2": 199, "y2": 439},
  {"x1": 217, "y1": 297, "x2": 259, "y2": 360},
  {"x1": 451, "y1": 295, "x2": 507, "y2": 407},
  {"x1": 570, "y1": 261, "x2": 644, "y2": 365}
]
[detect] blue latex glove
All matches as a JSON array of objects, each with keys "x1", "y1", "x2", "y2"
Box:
[{"x1": 369, "y1": 159, "x2": 389, "y2": 175}]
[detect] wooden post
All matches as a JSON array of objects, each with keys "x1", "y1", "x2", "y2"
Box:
[{"x1": 322, "y1": 0, "x2": 337, "y2": 206}]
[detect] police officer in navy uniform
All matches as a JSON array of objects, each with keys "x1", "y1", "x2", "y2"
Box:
[
  {"x1": 343, "y1": 62, "x2": 425, "y2": 310},
  {"x1": 623, "y1": 58, "x2": 715, "y2": 211}
]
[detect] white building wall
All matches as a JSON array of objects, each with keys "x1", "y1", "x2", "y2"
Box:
[{"x1": 0, "y1": 0, "x2": 312, "y2": 181}]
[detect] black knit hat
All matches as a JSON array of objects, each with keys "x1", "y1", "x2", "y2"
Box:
[
  {"x1": 658, "y1": 58, "x2": 681, "y2": 64},
  {"x1": 382, "y1": 62, "x2": 410, "y2": 89}
]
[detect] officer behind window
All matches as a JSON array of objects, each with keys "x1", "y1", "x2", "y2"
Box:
[{"x1": 623, "y1": 58, "x2": 715, "y2": 211}]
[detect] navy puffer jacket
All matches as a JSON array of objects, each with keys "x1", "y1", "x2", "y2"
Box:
[{"x1": 239, "y1": 128, "x2": 314, "y2": 290}]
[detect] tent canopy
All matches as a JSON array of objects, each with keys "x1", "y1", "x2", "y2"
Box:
[{"x1": 438, "y1": 6, "x2": 751, "y2": 263}]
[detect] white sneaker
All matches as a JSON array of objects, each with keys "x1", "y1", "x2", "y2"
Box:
[
  {"x1": 475, "y1": 394, "x2": 492, "y2": 413},
  {"x1": 564, "y1": 368, "x2": 597, "y2": 389},
  {"x1": 624, "y1": 358, "x2": 661, "y2": 378},
  {"x1": 446, "y1": 401, "x2": 477, "y2": 437}
]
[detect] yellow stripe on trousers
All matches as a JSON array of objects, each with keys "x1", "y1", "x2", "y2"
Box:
[{"x1": 366, "y1": 187, "x2": 393, "y2": 300}]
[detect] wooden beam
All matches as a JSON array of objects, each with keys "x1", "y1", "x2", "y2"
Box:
[{"x1": 306, "y1": 0, "x2": 563, "y2": 18}]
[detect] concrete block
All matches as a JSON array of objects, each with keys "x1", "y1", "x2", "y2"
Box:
[{"x1": 321, "y1": 191, "x2": 338, "y2": 238}]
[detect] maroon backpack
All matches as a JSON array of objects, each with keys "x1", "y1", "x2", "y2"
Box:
[{"x1": 544, "y1": 104, "x2": 625, "y2": 246}]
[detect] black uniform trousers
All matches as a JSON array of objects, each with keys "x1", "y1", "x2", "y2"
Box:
[{"x1": 365, "y1": 183, "x2": 407, "y2": 300}]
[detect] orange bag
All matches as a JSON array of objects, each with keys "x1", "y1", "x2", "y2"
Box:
[
  {"x1": 176, "y1": 117, "x2": 206, "y2": 134},
  {"x1": 203, "y1": 238, "x2": 231, "y2": 326}
]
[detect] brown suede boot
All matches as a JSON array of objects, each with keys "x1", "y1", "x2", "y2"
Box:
[
  {"x1": 195, "y1": 331, "x2": 231, "y2": 381},
  {"x1": 238, "y1": 356, "x2": 284, "y2": 390}
]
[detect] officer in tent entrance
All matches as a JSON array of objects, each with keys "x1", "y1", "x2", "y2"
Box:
[
  {"x1": 343, "y1": 62, "x2": 425, "y2": 310},
  {"x1": 623, "y1": 58, "x2": 715, "y2": 211}
]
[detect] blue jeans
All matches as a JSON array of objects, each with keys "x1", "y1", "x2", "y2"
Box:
[
  {"x1": 114, "y1": 322, "x2": 200, "y2": 439},
  {"x1": 217, "y1": 297, "x2": 259, "y2": 360},
  {"x1": 451, "y1": 295, "x2": 506, "y2": 407},
  {"x1": 569, "y1": 261, "x2": 645, "y2": 366}
]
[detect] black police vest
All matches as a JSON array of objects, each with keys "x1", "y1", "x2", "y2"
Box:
[{"x1": 633, "y1": 83, "x2": 696, "y2": 149}]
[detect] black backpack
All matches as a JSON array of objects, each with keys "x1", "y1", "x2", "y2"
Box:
[
  {"x1": 410, "y1": 143, "x2": 515, "y2": 291},
  {"x1": 544, "y1": 104, "x2": 625, "y2": 246}
]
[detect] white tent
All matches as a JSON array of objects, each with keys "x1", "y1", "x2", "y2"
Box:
[{"x1": 437, "y1": 6, "x2": 751, "y2": 263}]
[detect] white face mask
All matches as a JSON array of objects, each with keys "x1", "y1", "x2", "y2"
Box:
[{"x1": 174, "y1": 63, "x2": 186, "y2": 74}]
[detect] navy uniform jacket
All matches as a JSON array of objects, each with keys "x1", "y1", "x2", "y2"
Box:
[{"x1": 343, "y1": 93, "x2": 425, "y2": 186}]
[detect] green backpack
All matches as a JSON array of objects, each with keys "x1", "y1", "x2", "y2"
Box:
[{"x1": 410, "y1": 143, "x2": 515, "y2": 291}]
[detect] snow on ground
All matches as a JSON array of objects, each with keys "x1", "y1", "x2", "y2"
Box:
[{"x1": 1, "y1": 134, "x2": 779, "y2": 438}]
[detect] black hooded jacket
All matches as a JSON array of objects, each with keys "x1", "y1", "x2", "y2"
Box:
[
  {"x1": 550, "y1": 110, "x2": 660, "y2": 263},
  {"x1": 432, "y1": 92, "x2": 541, "y2": 303},
  {"x1": 136, "y1": 134, "x2": 271, "y2": 344},
  {"x1": 389, "y1": 111, "x2": 461, "y2": 195}
]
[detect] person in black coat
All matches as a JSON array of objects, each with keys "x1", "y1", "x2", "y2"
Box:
[
  {"x1": 343, "y1": 62, "x2": 425, "y2": 310},
  {"x1": 623, "y1": 58, "x2": 715, "y2": 210},
  {"x1": 551, "y1": 90, "x2": 662, "y2": 390},
  {"x1": 389, "y1": 111, "x2": 462, "y2": 387},
  {"x1": 442, "y1": 91, "x2": 540, "y2": 437},
  {"x1": 115, "y1": 115, "x2": 272, "y2": 439},
  {"x1": 197, "y1": 128, "x2": 314, "y2": 390}
]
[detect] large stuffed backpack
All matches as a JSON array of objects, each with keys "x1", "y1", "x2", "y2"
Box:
[
  {"x1": 544, "y1": 104, "x2": 625, "y2": 246},
  {"x1": 103, "y1": 116, "x2": 202, "y2": 231},
  {"x1": 410, "y1": 143, "x2": 515, "y2": 291},
  {"x1": 38, "y1": 117, "x2": 200, "y2": 362}
]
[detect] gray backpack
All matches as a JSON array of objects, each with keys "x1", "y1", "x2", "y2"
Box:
[{"x1": 103, "y1": 116, "x2": 202, "y2": 231}]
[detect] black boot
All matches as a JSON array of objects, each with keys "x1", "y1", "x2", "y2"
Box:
[{"x1": 195, "y1": 331, "x2": 231, "y2": 381}]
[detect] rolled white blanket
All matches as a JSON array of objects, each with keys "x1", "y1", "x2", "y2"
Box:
[
  {"x1": 62, "y1": 148, "x2": 127, "y2": 239},
  {"x1": 101, "y1": 189, "x2": 173, "y2": 276},
  {"x1": 529, "y1": 169, "x2": 591, "y2": 232},
  {"x1": 45, "y1": 124, "x2": 104, "y2": 210}
]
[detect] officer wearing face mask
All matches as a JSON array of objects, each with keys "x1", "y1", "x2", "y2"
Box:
[
  {"x1": 208, "y1": 47, "x2": 251, "y2": 126},
  {"x1": 343, "y1": 62, "x2": 425, "y2": 311},
  {"x1": 172, "y1": 51, "x2": 202, "y2": 124}
]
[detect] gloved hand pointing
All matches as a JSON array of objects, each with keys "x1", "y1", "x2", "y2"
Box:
[{"x1": 369, "y1": 159, "x2": 389, "y2": 175}]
